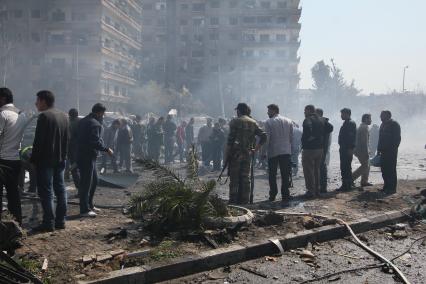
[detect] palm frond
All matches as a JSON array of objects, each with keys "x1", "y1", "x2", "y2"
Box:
[{"x1": 135, "y1": 158, "x2": 184, "y2": 184}]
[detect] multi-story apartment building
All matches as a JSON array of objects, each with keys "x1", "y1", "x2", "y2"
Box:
[
  {"x1": 0, "y1": 0, "x2": 142, "y2": 113},
  {"x1": 141, "y1": 0, "x2": 301, "y2": 116}
]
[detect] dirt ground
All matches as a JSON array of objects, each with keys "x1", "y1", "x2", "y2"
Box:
[{"x1": 9, "y1": 146, "x2": 426, "y2": 283}]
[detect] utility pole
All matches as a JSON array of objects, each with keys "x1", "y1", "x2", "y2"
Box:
[{"x1": 402, "y1": 65, "x2": 409, "y2": 93}]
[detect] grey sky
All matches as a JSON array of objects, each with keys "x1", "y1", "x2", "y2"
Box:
[{"x1": 299, "y1": 0, "x2": 426, "y2": 94}]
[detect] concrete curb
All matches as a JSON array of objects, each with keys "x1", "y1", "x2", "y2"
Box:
[{"x1": 82, "y1": 209, "x2": 411, "y2": 284}]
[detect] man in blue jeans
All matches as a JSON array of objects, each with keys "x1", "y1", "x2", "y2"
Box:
[
  {"x1": 76, "y1": 103, "x2": 113, "y2": 217},
  {"x1": 31, "y1": 90, "x2": 69, "y2": 232}
]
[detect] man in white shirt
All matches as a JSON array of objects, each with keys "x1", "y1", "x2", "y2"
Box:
[
  {"x1": 264, "y1": 104, "x2": 293, "y2": 202},
  {"x1": 0, "y1": 88, "x2": 34, "y2": 225}
]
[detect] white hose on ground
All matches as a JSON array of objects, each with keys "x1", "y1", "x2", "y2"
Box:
[{"x1": 275, "y1": 211, "x2": 411, "y2": 284}]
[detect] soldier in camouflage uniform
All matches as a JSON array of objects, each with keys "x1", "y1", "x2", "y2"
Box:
[{"x1": 226, "y1": 103, "x2": 267, "y2": 204}]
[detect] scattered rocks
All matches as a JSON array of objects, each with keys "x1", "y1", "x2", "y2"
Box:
[{"x1": 392, "y1": 230, "x2": 408, "y2": 239}]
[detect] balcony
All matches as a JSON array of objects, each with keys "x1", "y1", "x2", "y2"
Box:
[
  {"x1": 102, "y1": 0, "x2": 142, "y2": 31},
  {"x1": 101, "y1": 21, "x2": 142, "y2": 50},
  {"x1": 101, "y1": 47, "x2": 139, "y2": 66},
  {"x1": 101, "y1": 70, "x2": 137, "y2": 85},
  {"x1": 99, "y1": 91, "x2": 131, "y2": 103}
]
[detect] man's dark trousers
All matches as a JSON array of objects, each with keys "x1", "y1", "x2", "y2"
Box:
[
  {"x1": 36, "y1": 161, "x2": 67, "y2": 227},
  {"x1": 78, "y1": 158, "x2": 98, "y2": 213},
  {"x1": 268, "y1": 154, "x2": 291, "y2": 200},
  {"x1": 381, "y1": 149, "x2": 398, "y2": 193},
  {"x1": 339, "y1": 148, "x2": 353, "y2": 189},
  {"x1": 201, "y1": 142, "x2": 211, "y2": 166},
  {"x1": 0, "y1": 159, "x2": 22, "y2": 224},
  {"x1": 319, "y1": 152, "x2": 328, "y2": 192}
]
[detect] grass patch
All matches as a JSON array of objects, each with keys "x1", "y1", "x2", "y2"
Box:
[{"x1": 149, "y1": 240, "x2": 181, "y2": 261}]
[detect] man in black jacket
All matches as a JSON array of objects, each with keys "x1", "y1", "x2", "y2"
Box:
[
  {"x1": 337, "y1": 108, "x2": 357, "y2": 191},
  {"x1": 377, "y1": 110, "x2": 401, "y2": 194},
  {"x1": 301, "y1": 105, "x2": 325, "y2": 198},
  {"x1": 31, "y1": 90, "x2": 69, "y2": 232},
  {"x1": 76, "y1": 103, "x2": 113, "y2": 217},
  {"x1": 315, "y1": 108, "x2": 334, "y2": 193}
]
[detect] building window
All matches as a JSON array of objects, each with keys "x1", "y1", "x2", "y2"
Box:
[
  {"x1": 276, "y1": 34, "x2": 287, "y2": 41},
  {"x1": 209, "y1": 65, "x2": 219, "y2": 72},
  {"x1": 227, "y1": 49, "x2": 237, "y2": 56},
  {"x1": 114, "y1": 86, "x2": 120, "y2": 96},
  {"x1": 277, "y1": 1, "x2": 287, "y2": 8},
  {"x1": 258, "y1": 16, "x2": 272, "y2": 23},
  {"x1": 229, "y1": 33, "x2": 238, "y2": 40},
  {"x1": 209, "y1": 0, "x2": 220, "y2": 8},
  {"x1": 144, "y1": 18, "x2": 152, "y2": 25},
  {"x1": 180, "y1": 19, "x2": 188, "y2": 25},
  {"x1": 156, "y1": 3, "x2": 166, "y2": 10},
  {"x1": 260, "y1": 34, "x2": 270, "y2": 42},
  {"x1": 31, "y1": 58, "x2": 41, "y2": 66},
  {"x1": 243, "y1": 16, "x2": 255, "y2": 24},
  {"x1": 143, "y1": 35, "x2": 153, "y2": 42},
  {"x1": 275, "y1": 67, "x2": 286, "y2": 73},
  {"x1": 243, "y1": 33, "x2": 255, "y2": 42},
  {"x1": 104, "y1": 62, "x2": 113, "y2": 72},
  {"x1": 194, "y1": 34, "x2": 204, "y2": 42},
  {"x1": 193, "y1": 18, "x2": 204, "y2": 27},
  {"x1": 104, "y1": 81, "x2": 110, "y2": 94},
  {"x1": 209, "y1": 32, "x2": 219, "y2": 40},
  {"x1": 52, "y1": 58, "x2": 66, "y2": 68},
  {"x1": 210, "y1": 17, "x2": 219, "y2": 26},
  {"x1": 14, "y1": 10, "x2": 23, "y2": 18},
  {"x1": 52, "y1": 10, "x2": 65, "y2": 21},
  {"x1": 261, "y1": 2, "x2": 271, "y2": 9},
  {"x1": 229, "y1": 17, "x2": 238, "y2": 25},
  {"x1": 72, "y1": 12, "x2": 87, "y2": 21},
  {"x1": 50, "y1": 34, "x2": 65, "y2": 45},
  {"x1": 157, "y1": 19, "x2": 165, "y2": 26},
  {"x1": 259, "y1": 67, "x2": 269, "y2": 72},
  {"x1": 229, "y1": 0, "x2": 238, "y2": 8},
  {"x1": 144, "y1": 3, "x2": 153, "y2": 10},
  {"x1": 31, "y1": 10, "x2": 41, "y2": 19},
  {"x1": 209, "y1": 49, "x2": 218, "y2": 56},
  {"x1": 244, "y1": 0, "x2": 256, "y2": 9},
  {"x1": 181, "y1": 4, "x2": 189, "y2": 10},
  {"x1": 31, "y1": 32, "x2": 41, "y2": 42},
  {"x1": 192, "y1": 50, "x2": 204, "y2": 57},
  {"x1": 243, "y1": 50, "x2": 254, "y2": 57},
  {"x1": 276, "y1": 50, "x2": 287, "y2": 58},
  {"x1": 277, "y1": 17, "x2": 287, "y2": 23},
  {"x1": 192, "y1": 3, "x2": 206, "y2": 12}
]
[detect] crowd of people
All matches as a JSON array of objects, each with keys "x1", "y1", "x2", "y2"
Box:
[{"x1": 0, "y1": 87, "x2": 401, "y2": 233}]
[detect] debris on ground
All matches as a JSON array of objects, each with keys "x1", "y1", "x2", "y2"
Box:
[
  {"x1": 0, "y1": 220, "x2": 24, "y2": 253},
  {"x1": 239, "y1": 266, "x2": 268, "y2": 278},
  {"x1": 254, "y1": 211, "x2": 284, "y2": 226}
]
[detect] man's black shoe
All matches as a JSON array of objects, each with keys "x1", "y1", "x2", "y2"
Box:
[
  {"x1": 31, "y1": 224, "x2": 54, "y2": 234},
  {"x1": 268, "y1": 196, "x2": 276, "y2": 202},
  {"x1": 336, "y1": 186, "x2": 350, "y2": 192},
  {"x1": 55, "y1": 223, "x2": 66, "y2": 230}
]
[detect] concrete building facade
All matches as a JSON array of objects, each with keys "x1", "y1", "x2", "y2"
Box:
[
  {"x1": 141, "y1": 0, "x2": 301, "y2": 116},
  {"x1": 0, "y1": 0, "x2": 142, "y2": 113}
]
